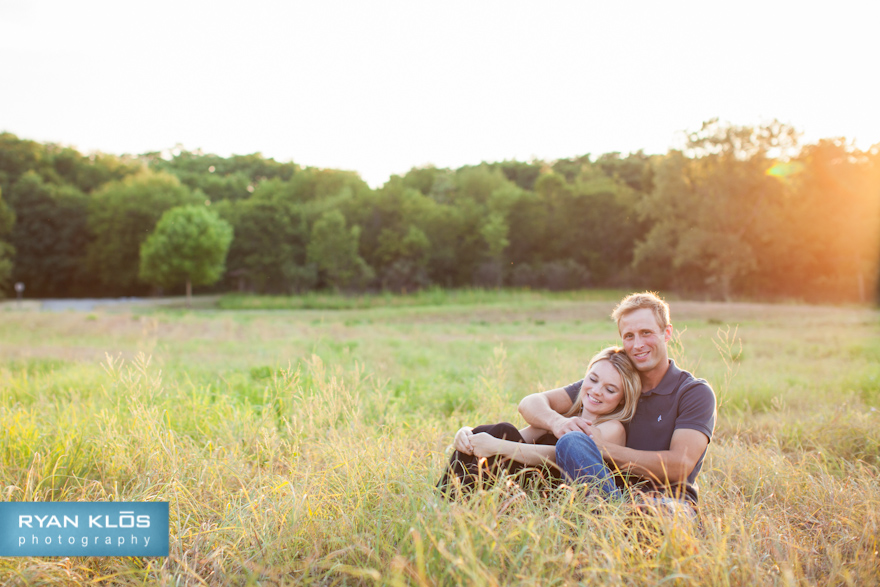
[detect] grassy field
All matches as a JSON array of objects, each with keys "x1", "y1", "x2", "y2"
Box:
[{"x1": 0, "y1": 291, "x2": 878, "y2": 586}]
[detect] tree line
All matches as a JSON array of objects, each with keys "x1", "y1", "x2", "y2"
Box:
[{"x1": 0, "y1": 119, "x2": 878, "y2": 303}]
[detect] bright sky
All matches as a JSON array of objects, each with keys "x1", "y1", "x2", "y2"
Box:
[{"x1": 2, "y1": 0, "x2": 878, "y2": 187}]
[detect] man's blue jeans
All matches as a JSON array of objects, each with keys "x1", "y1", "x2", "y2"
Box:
[{"x1": 555, "y1": 431, "x2": 621, "y2": 497}]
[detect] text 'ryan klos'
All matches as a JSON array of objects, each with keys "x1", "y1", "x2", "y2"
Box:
[{"x1": 18, "y1": 512, "x2": 151, "y2": 529}]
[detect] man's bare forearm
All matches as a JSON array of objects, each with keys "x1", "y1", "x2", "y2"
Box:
[
  {"x1": 518, "y1": 394, "x2": 565, "y2": 431},
  {"x1": 601, "y1": 443, "x2": 694, "y2": 485}
]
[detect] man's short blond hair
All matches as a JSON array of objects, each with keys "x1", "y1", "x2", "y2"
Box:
[{"x1": 611, "y1": 291, "x2": 671, "y2": 330}]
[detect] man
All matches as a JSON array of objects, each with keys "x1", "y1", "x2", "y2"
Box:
[{"x1": 518, "y1": 292, "x2": 716, "y2": 506}]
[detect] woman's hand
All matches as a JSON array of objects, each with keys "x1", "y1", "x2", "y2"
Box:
[
  {"x1": 453, "y1": 426, "x2": 475, "y2": 455},
  {"x1": 470, "y1": 433, "x2": 502, "y2": 459}
]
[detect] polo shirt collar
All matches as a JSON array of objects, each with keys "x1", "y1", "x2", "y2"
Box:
[{"x1": 641, "y1": 359, "x2": 681, "y2": 397}]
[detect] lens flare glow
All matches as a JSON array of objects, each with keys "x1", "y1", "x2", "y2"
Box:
[{"x1": 766, "y1": 161, "x2": 805, "y2": 178}]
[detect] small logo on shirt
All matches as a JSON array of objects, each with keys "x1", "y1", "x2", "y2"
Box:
[{"x1": 657, "y1": 415, "x2": 662, "y2": 422}]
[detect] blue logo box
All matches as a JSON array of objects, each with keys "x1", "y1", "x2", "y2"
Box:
[{"x1": 0, "y1": 502, "x2": 168, "y2": 557}]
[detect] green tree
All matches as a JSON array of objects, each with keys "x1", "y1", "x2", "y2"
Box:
[
  {"x1": 0, "y1": 133, "x2": 50, "y2": 196},
  {"x1": 595, "y1": 151, "x2": 654, "y2": 194},
  {"x1": 361, "y1": 179, "x2": 465, "y2": 288},
  {"x1": 505, "y1": 188, "x2": 547, "y2": 267},
  {"x1": 344, "y1": 177, "x2": 438, "y2": 290},
  {"x1": 307, "y1": 210, "x2": 374, "y2": 291},
  {"x1": 444, "y1": 166, "x2": 514, "y2": 285},
  {"x1": 633, "y1": 120, "x2": 794, "y2": 299},
  {"x1": 454, "y1": 164, "x2": 509, "y2": 204},
  {"x1": 374, "y1": 225, "x2": 431, "y2": 291},
  {"x1": 216, "y1": 197, "x2": 314, "y2": 293},
  {"x1": 0, "y1": 188, "x2": 14, "y2": 296},
  {"x1": 144, "y1": 148, "x2": 298, "y2": 202},
  {"x1": 45, "y1": 143, "x2": 139, "y2": 193},
  {"x1": 533, "y1": 172, "x2": 573, "y2": 262},
  {"x1": 490, "y1": 160, "x2": 544, "y2": 191},
  {"x1": 282, "y1": 168, "x2": 370, "y2": 205},
  {"x1": 562, "y1": 165, "x2": 641, "y2": 284},
  {"x1": 0, "y1": 133, "x2": 137, "y2": 196},
  {"x1": 478, "y1": 212, "x2": 509, "y2": 288},
  {"x1": 139, "y1": 205, "x2": 233, "y2": 305},
  {"x1": 762, "y1": 140, "x2": 880, "y2": 301},
  {"x1": 7, "y1": 172, "x2": 91, "y2": 297},
  {"x1": 400, "y1": 165, "x2": 443, "y2": 195},
  {"x1": 87, "y1": 169, "x2": 202, "y2": 294},
  {"x1": 552, "y1": 154, "x2": 592, "y2": 183}
]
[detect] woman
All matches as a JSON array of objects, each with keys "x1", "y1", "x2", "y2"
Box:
[{"x1": 437, "y1": 346, "x2": 641, "y2": 497}]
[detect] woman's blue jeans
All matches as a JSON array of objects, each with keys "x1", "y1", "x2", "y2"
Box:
[{"x1": 555, "y1": 431, "x2": 621, "y2": 497}]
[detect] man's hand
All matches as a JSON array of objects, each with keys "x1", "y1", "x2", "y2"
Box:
[
  {"x1": 550, "y1": 416, "x2": 593, "y2": 439},
  {"x1": 470, "y1": 433, "x2": 502, "y2": 459},
  {"x1": 519, "y1": 387, "x2": 577, "y2": 437},
  {"x1": 600, "y1": 429, "x2": 710, "y2": 485},
  {"x1": 452, "y1": 426, "x2": 475, "y2": 455}
]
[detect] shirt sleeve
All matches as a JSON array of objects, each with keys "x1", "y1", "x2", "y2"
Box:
[
  {"x1": 563, "y1": 380, "x2": 584, "y2": 404},
  {"x1": 675, "y1": 379, "x2": 717, "y2": 441}
]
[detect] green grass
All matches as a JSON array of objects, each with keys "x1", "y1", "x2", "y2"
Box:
[
  {"x1": 217, "y1": 287, "x2": 629, "y2": 311},
  {"x1": 0, "y1": 293, "x2": 878, "y2": 585}
]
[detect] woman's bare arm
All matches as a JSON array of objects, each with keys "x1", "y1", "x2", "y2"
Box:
[
  {"x1": 471, "y1": 419, "x2": 627, "y2": 466},
  {"x1": 518, "y1": 425, "x2": 549, "y2": 444},
  {"x1": 470, "y1": 433, "x2": 559, "y2": 467}
]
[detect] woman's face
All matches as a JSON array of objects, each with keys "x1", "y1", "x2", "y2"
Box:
[{"x1": 579, "y1": 359, "x2": 625, "y2": 417}]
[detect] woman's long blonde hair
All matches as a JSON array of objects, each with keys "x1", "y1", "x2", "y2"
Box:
[{"x1": 563, "y1": 346, "x2": 641, "y2": 425}]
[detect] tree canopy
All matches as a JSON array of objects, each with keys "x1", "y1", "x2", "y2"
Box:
[
  {"x1": 0, "y1": 188, "x2": 14, "y2": 295},
  {"x1": 87, "y1": 169, "x2": 203, "y2": 295},
  {"x1": 307, "y1": 210, "x2": 374, "y2": 291},
  {"x1": 139, "y1": 205, "x2": 233, "y2": 303},
  {"x1": 0, "y1": 125, "x2": 876, "y2": 303}
]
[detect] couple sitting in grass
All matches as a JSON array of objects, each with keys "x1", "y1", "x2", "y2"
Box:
[{"x1": 437, "y1": 292, "x2": 717, "y2": 513}]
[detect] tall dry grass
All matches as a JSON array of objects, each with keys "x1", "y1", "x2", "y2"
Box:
[{"x1": 0, "y1": 296, "x2": 878, "y2": 585}]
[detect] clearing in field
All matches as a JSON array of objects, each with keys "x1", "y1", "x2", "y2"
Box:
[{"x1": 0, "y1": 291, "x2": 878, "y2": 585}]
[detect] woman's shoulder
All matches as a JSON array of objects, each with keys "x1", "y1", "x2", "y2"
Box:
[
  {"x1": 595, "y1": 419, "x2": 625, "y2": 433},
  {"x1": 595, "y1": 418, "x2": 626, "y2": 445}
]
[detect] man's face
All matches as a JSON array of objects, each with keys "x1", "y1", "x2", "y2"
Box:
[{"x1": 618, "y1": 308, "x2": 672, "y2": 375}]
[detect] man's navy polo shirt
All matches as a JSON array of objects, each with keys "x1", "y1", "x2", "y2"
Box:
[{"x1": 564, "y1": 359, "x2": 716, "y2": 501}]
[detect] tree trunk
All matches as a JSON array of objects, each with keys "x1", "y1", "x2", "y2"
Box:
[{"x1": 186, "y1": 278, "x2": 192, "y2": 308}]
